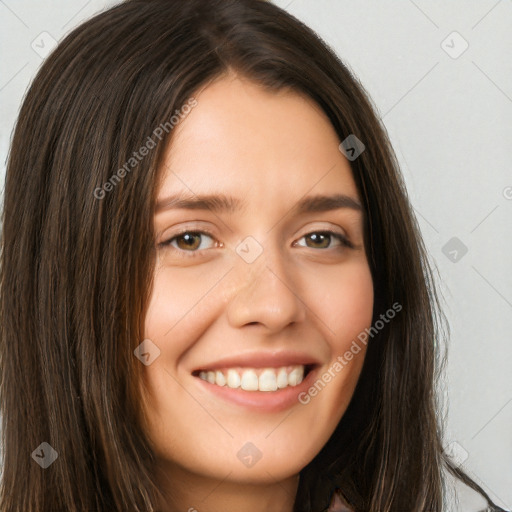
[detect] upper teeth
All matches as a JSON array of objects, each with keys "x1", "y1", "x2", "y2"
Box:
[{"x1": 198, "y1": 365, "x2": 305, "y2": 392}]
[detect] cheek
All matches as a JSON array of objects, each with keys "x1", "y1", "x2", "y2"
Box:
[
  {"x1": 139, "y1": 266, "x2": 221, "y2": 460},
  {"x1": 143, "y1": 263, "x2": 220, "y2": 352},
  {"x1": 301, "y1": 259, "x2": 373, "y2": 412},
  {"x1": 307, "y1": 258, "x2": 374, "y2": 345},
  {"x1": 140, "y1": 266, "x2": 213, "y2": 417}
]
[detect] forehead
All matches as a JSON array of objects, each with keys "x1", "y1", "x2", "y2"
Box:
[{"x1": 158, "y1": 73, "x2": 359, "y2": 205}]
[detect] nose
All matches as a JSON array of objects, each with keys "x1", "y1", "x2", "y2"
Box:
[{"x1": 226, "y1": 244, "x2": 307, "y2": 333}]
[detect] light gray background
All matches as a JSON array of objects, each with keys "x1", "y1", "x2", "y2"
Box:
[{"x1": 1, "y1": 1, "x2": 511, "y2": 509}]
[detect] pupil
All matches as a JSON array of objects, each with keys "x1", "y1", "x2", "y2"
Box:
[
  {"x1": 309, "y1": 233, "x2": 328, "y2": 248},
  {"x1": 180, "y1": 233, "x2": 199, "y2": 249}
]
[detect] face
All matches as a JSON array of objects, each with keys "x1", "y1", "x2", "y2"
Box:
[{"x1": 141, "y1": 72, "x2": 374, "y2": 486}]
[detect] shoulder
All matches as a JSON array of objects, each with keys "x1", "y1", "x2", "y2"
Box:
[{"x1": 327, "y1": 488, "x2": 353, "y2": 512}]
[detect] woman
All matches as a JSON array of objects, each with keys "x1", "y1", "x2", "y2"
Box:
[{"x1": 0, "y1": 0, "x2": 506, "y2": 510}]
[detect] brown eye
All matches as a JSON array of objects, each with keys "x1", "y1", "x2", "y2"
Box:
[
  {"x1": 304, "y1": 232, "x2": 331, "y2": 249},
  {"x1": 159, "y1": 230, "x2": 217, "y2": 256},
  {"x1": 295, "y1": 230, "x2": 353, "y2": 250},
  {"x1": 175, "y1": 233, "x2": 202, "y2": 251}
]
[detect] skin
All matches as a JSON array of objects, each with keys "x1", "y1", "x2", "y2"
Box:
[{"x1": 141, "y1": 71, "x2": 374, "y2": 512}]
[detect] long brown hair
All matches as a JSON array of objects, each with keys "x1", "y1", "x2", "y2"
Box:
[{"x1": 0, "y1": 1, "x2": 504, "y2": 510}]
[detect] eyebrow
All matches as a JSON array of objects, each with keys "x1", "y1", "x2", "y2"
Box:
[{"x1": 155, "y1": 192, "x2": 363, "y2": 214}]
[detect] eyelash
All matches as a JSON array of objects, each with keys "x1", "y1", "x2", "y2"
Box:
[{"x1": 158, "y1": 229, "x2": 354, "y2": 258}]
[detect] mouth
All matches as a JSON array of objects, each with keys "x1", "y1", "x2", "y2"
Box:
[
  {"x1": 192, "y1": 364, "x2": 316, "y2": 392},
  {"x1": 190, "y1": 351, "x2": 322, "y2": 412},
  {"x1": 191, "y1": 361, "x2": 320, "y2": 412}
]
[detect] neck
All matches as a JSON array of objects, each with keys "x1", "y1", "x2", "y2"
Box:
[{"x1": 154, "y1": 461, "x2": 300, "y2": 512}]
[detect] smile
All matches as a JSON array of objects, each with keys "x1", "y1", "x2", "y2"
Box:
[
  {"x1": 196, "y1": 364, "x2": 309, "y2": 391},
  {"x1": 192, "y1": 363, "x2": 319, "y2": 412}
]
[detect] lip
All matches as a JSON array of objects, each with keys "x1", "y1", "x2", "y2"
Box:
[
  {"x1": 191, "y1": 350, "x2": 322, "y2": 373},
  {"x1": 192, "y1": 364, "x2": 320, "y2": 413}
]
